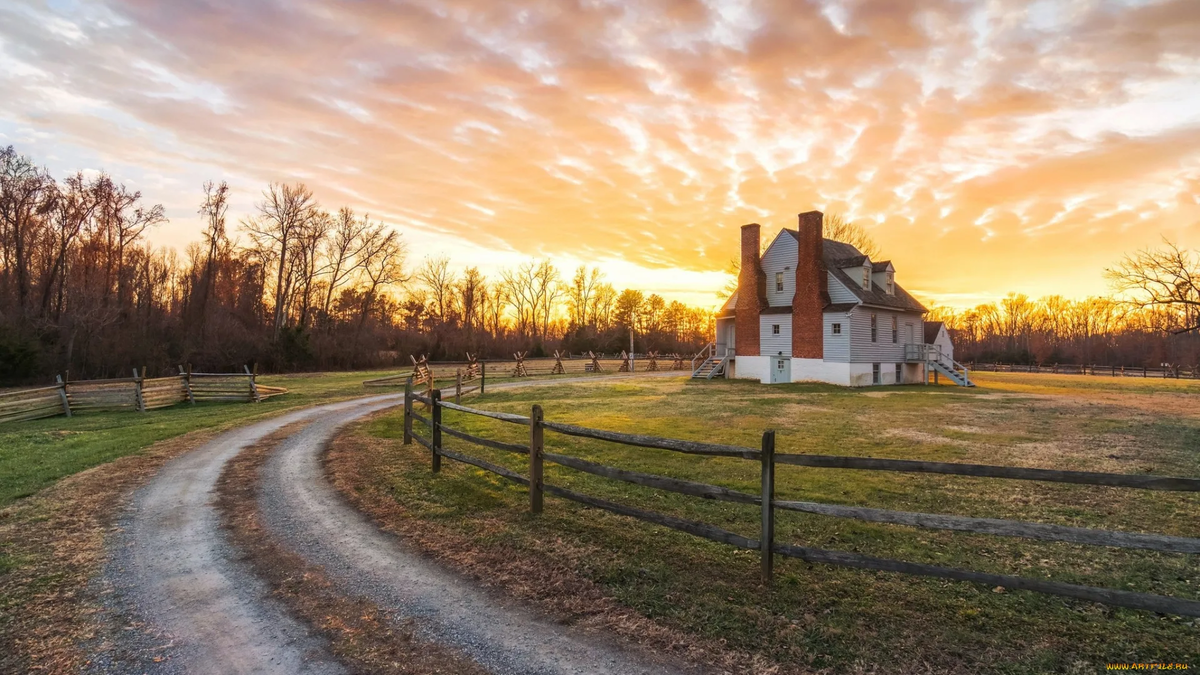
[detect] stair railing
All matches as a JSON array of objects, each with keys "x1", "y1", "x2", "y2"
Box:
[{"x1": 691, "y1": 342, "x2": 715, "y2": 373}]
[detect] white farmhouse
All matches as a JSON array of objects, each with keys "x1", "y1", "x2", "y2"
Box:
[{"x1": 693, "y1": 211, "x2": 972, "y2": 387}]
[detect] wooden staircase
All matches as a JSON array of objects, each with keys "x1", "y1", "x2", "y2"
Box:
[
  {"x1": 690, "y1": 343, "x2": 729, "y2": 380},
  {"x1": 930, "y1": 358, "x2": 975, "y2": 387}
]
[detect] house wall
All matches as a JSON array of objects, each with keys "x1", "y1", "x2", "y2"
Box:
[
  {"x1": 791, "y1": 359, "x2": 851, "y2": 386},
  {"x1": 827, "y1": 274, "x2": 857, "y2": 303},
  {"x1": 715, "y1": 317, "x2": 736, "y2": 356},
  {"x1": 823, "y1": 311, "x2": 850, "y2": 362},
  {"x1": 761, "y1": 232, "x2": 796, "y2": 308},
  {"x1": 848, "y1": 307, "x2": 922, "y2": 364},
  {"x1": 731, "y1": 355, "x2": 771, "y2": 383},
  {"x1": 760, "y1": 315, "x2": 792, "y2": 356},
  {"x1": 933, "y1": 326, "x2": 954, "y2": 364}
]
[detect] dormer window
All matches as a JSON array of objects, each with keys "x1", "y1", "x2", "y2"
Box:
[
  {"x1": 862, "y1": 267, "x2": 871, "y2": 290},
  {"x1": 886, "y1": 272, "x2": 894, "y2": 295}
]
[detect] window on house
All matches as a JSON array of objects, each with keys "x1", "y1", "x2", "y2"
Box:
[
  {"x1": 831, "y1": 323, "x2": 842, "y2": 335},
  {"x1": 775, "y1": 271, "x2": 784, "y2": 292},
  {"x1": 772, "y1": 324, "x2": 780, "y2": 335},
  {"x1": 895, "y1": 363, "x2": 902, "y2": 383},
  {"x1": 870, "y1": 314, "x2": 878, "y2": 342},
  {"x1": 862, "y1": 267, "x2": 871, "y2": 289},
  {"x1": 891, "y1": 316, "x2": 898, "y2": 344},
  {"x1": 886, "y1": 272, "x2": 894, "y2": 295},
  {"x1": 872, "y1": 363, "x2": 881, "y2": 385}
]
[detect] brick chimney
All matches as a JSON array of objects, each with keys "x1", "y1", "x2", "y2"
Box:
[
  {"x1": 792, "y1": 210, "x2": 827, "y2": 359},
  {"x1": 735, "y1": 223, "x2": 766, "y2": 356}
]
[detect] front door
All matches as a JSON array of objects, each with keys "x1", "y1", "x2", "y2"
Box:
[{"x1": 771, "y1": 357, "x2": 790, "y2": 384}]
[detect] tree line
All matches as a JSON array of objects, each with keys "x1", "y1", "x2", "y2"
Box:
[
  {"x1": 0, "y1": 146, "x2": 714, "y2": 382},
  {"x1": 930, "y1": 241, "x2": 1200, "y2": 368}
]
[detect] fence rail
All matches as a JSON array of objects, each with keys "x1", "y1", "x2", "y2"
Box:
[
  {"x1": 0, "y1": 364, "x2": 286, "y2": 425},
  {"x1": 402, "y1": 384, "x2": 1200, "y2": 618},
  {"x1": 365, "y1": 353, "x2": 691, "y2": 389},
  {"x1": 970, "y1": 362, "x2": 1200, "y2": 379}
]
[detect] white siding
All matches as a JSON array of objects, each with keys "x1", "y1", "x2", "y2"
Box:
[
  {"x1": 760, "y1": 314, "x2": 791, "y2": 356},
  {"x1": 760, "y1": 231, "x2": 796, "y2": 307},
  {"x1": 827, "y1": 274, "x2": 857, "y2": 303},
  {"x1": 823, "y1": 312, "x2": 850, "y2": 362},
  {"x1": 848, "y1": 307, "x2": 919, "y2": 363},
  {"x1": 933, "y1": 325, "x2": 954, "y2": 364}
]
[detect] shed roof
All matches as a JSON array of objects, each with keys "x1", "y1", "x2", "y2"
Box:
[{"x1": 924, "y1": 321, "x2": 944, "y2": 344}]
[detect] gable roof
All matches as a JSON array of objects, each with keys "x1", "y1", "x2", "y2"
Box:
[
  {"x1": 924, "y1": 321, "x2": 944, "y2": 344},
  {"x1": 784, "y1": 231, "x2": 926, "y2": 313}
]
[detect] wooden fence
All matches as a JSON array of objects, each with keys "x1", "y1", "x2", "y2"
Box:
[
  {"x1": 970, "y1": 362, "x2": 1200, "y2": 379},
  {"x1": 0, "y1": 365, "x2": 286, "y2": 425},
  {"x1": 363, "y1": 353, "x2": 690, "y2": 388},
  {"x1": 402, "y1": 383, "x2": 1200, "y2": 618}
]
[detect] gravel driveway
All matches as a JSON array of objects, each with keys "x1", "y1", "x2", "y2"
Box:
[{"x1": 98, "y1": 376, "x2": 690, "y2": 674}]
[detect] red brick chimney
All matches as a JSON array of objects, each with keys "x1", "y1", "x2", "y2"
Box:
[
  {"x1": 735, "y1": 223, "x2": 766, "y2": 356},
  {"x1": 792, "y1": 210, "x2": 827, "y2": 359}
]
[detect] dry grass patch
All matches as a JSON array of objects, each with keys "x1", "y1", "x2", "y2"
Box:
[
  {"x1": 215, "y1": 424, "x2": 489, "y2": 675},
  {"x1": 327, "y1": 423, "x2": 781, "y2": 675},
  {"x1": 0, "y1": 429, "x2": 216, "y2": 673}
]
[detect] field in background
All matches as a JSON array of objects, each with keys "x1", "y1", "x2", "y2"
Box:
[
  {"x1": 0, "y1": 369, "x2": 400, "y2": 506},
  {"x1": 0, "y1": 364, "x2": 668, "y2": 507},
  {"x1": 342, "y1": 371, "x2": 1200, "y2": 673}
]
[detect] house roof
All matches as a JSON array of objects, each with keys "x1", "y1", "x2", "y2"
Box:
[
  {"x1": 783, "y1": 232, "x2": 926, "y2": 313},
  {"x1": 924, "y1": 321, "x2": 944, "y2": 344}
]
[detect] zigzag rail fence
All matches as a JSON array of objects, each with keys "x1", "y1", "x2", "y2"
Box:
[
  {"x1": 402, "y1": 380, "x2": 1200, "y2": 618},
  {"x1": 363, "y1": 353, "x2": 691, "y2": 389},
  {"x1": 0, "y1": 364, "x2": 286, "y2": 425}
]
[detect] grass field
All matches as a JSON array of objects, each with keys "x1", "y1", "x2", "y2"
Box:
[
  {"x1": 0, "y1": 369, "x2": 408, "y2": 506},
  {"x1": 0, "y1": 366, "x2": 628, "y2": 507},
  {"x1": 342, "y1": 371, "x2": 1200, "y2": 673}
]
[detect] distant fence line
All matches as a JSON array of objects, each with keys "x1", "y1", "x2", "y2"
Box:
[
  {"x1": 402, "y1": 380, "x2": 1200, "y2": 618},
  {"x1": 0, "y1": 365, "x2": 286, "y2": 425},
  {"x1": 364, "y1": 351, "x2": 690, "y2": 389},
  {"x1": 969, "y1": 362, "x2": 1199, "y2": 379}
]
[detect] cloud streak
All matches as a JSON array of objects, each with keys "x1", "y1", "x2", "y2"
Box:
[{"x1": 1, "y1": 0, "x2": 1198, "y2": 307}]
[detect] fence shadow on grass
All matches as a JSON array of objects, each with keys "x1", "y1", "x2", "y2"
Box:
[{"x1": 401, "y1": 379, "x2": 1200, "y2": 618}]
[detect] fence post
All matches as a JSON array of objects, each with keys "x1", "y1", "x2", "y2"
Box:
[
  {"x1": 431, "y1": 389, "x2": 442, "y2": 473},
  {"x1": 180, "y1": 364, "x2": 196, "y2": 404},
  {"x1": 760, "y1": 430, "x2": 776, "y2": 585},
  {"x1": 530, "y1": 404, "x2": 544, "y2": 514},
  {"x1": 480, "y1": 361, "x2": 486, "y2": 395},
  {"x1": 132, "y1": 367, "x2": 146, "y2": 412},
  {"x1": 246, "y1": 364, "x2": 261, "y2": 402},
  {"x1": 455, "y1": 370, "x2": 462, "y2": 404},
  {"x1": 56, "y1": 374, "x2": 71, "y2": 418},
  {"x1": 403, "y1": 376, "x2": 413, "y2": 445}
]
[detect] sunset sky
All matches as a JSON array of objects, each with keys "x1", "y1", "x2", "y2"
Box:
[{"x1": 1, "y1": 0, "x2": 1198, "y2": 310}]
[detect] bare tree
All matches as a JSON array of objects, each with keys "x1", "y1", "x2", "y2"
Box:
[
  {"x1": 459, "y1": 266, "x2": 485, "y2": 334},
  {"x1": 417, "y1": 255, "x2": 457, "y2": 323},
  {"x1": 320, "y1": 207, "x2": 371, "y2": 323},
  {"x1": 1106, "y1": 239, "x2": 1200, "y2": 332},
  {"x1": 356, "y1": 225, "x2": 407, "y2": 337},
  {"x1": 244, "y1": 183, "x2": 317, "y2": 340},
  {"x1": 824, "y1": 213, "x2": 880, "y2": 259},
  {"x1": 0, "y1": 146, "x2": 56, "y2": 315},
  {"x1": 568, "y1": 265, "x2": 602, "y2": 327},
  {"x1": 193, "y1": 180, "x2": 230, "y2": 337}
]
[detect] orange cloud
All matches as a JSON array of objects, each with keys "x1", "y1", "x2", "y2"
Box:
[{"x1": 0, "y1": 0, "x2": 1198, "y2": 310}]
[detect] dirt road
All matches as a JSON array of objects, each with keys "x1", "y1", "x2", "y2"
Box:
[{"x1": 99, "y1": 378, "x2": 689, "y2": 674}]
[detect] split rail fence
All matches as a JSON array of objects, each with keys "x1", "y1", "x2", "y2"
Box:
[
  {"x1": 0, "y1": 365, "x2": 286, "y2": 425},
  {"x1": 970, "y1": 362, "x2": 1199, "y2": 379},
  {"x1": 402, "y1": 381, "x2": 1200, "y2": 618},
  {"x1": 363, "y1": 352, "x2": 692, "y2": 389}
]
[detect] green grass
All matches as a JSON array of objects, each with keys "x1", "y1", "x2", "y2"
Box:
[
  {"x1": 0, "y1": 368, "x2": 413, "y2": 506},
  {"x1": 0, "y1": 367, "x2": 649, "y2": 507},
  {"x1": 356, "y1": 372, "x2": 1200, "y2": 673}
]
